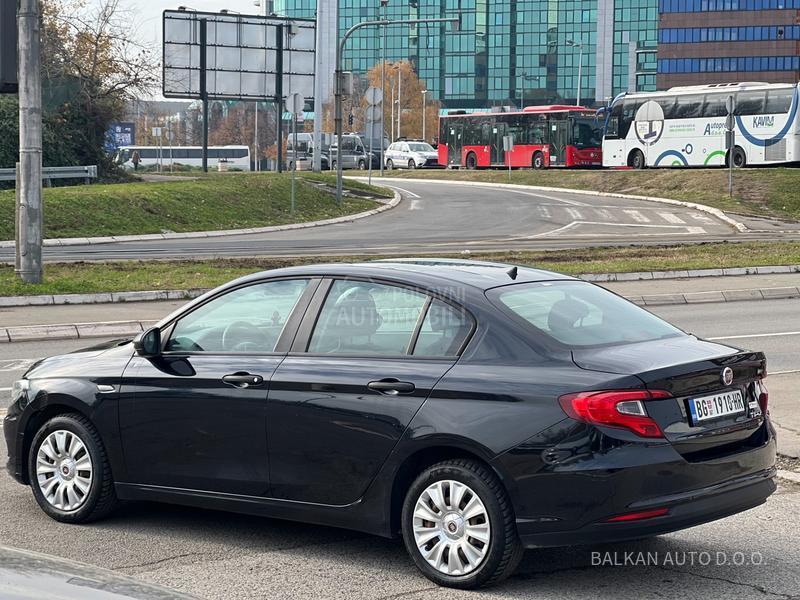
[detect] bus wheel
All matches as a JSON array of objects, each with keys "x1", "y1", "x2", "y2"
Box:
[
  {"x1": 532, "y1": 152, "x2": 546, "y2": 169},
  {"x1": 466, "y1": 153, "x2": 478, "y2": 170},
  {"x1": 629, "y1": 149, "x2": 646, "y2": 170},
  {"x1": 729, "y1": 146, "x2": 747, "y2": 168}
]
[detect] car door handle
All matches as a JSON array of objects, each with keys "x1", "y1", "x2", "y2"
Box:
[
  {"x1": 368, "y1": 379, "x2": 416, "y2": 395},
  {"x1": 222, "y1": 373, "x2": 264, "y2": 388}
]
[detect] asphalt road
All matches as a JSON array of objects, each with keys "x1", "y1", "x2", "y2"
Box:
[
  {"x1": 1, "y1": 299, "x2": 799, "y2": 599},
  {"x1": 1, "y1": 179, "x2": 787, "y2": 263}
]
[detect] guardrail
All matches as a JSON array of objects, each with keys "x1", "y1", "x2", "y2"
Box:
[{"x1": 0, "y1": 165, "x2": 98, "y2": 185}]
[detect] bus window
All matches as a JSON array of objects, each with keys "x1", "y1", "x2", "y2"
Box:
[
  {"x1": 704, "y1": 94, "x2": 728, "y2": 118},
  {"x1": 604, "y1": 102, "x2": 622, "y2": 139},
  {"x1": 765, "y1": 89, "x2": 793, "y2": 114},
  {"x1": 658, "y1": 96, "x2": 677, "y2": 120},
  {"x1": 674, "y1": 95, "x2": 703, "y2": 119},
  {"x1": 531, "y1": 123, "x2": 547, "y2": 145},
  {"x1": 735, "y1": 91, "x2": 766, "y2": 116},
  {"x1": 571, "y1": 117, "x2": 602, "y2": 148},
  {"x1": 620, "y1": 98, "x2": 642, "y2": 138}
]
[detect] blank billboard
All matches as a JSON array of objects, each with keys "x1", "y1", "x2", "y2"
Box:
[{"x1": 163, "y1": 10, "x2": 315, "y2": 101}]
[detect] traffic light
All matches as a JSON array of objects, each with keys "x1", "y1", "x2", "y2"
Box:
[
  {"x1": 0, "y1": 0, "x2": 17, "y2": 94},
  {"x1": 348, "y1": 113, "x2": 354, "y2": 127}
]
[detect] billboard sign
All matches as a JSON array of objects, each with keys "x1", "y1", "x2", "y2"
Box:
[
  {"x1": 104, "y1": 122, "x2": 135, "y2": 153},
  {"x1": 162, "y1": 10, "x2": 315, "y2": 101}
]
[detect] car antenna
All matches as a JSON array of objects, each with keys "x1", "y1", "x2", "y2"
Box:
[{"x1": 507, "y1": 266, "x2": 518, "y2": 280}]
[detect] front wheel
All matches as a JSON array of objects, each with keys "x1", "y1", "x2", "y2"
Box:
[
  {"x1": 408, "y1": 159, "x2": 417, "y2": 170},
  {"x1": 729, "y1": 146, "x2": 747, "y2": 168},
  {"x1": 386, "y1": 159, "x2": 394, "y2": 171},
  {"x1": 466, "y1": 153, "x2": 478, "y2": 170},
  {"x1": 358, "y1": 159, "x2": 367, "y2": 170},
  {"x1": 28, "y1": 414, "x2": 118, "y2": 523},
  {"x1": 401, "y1": 459, "x2": 523, "y2": 589},
  {"x1": 532, "y1": 151, "x2": 546, "y2": 170},
  {"x1": 331, "y1": 160, "x2": 338, "y2": 171}
]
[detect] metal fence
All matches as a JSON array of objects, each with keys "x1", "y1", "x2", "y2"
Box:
[{"x1": 0, "y1": 165, "x2": 98, "y2": 185}]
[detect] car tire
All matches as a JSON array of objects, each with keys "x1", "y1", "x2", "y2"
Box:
[
  {"x1": 387, "y1": 159, "x2": 394, "y2": 170},
  {"x1": 401, "y1": 458, "x2": 523, "y2": 590},
  {"x1": 358, "y1": 159, "x2": 367, "y2": 170},
  {"x1": 629, "y1": 149, "x2": 646, "y2": 170},
  {"x1": 729, "y1": 146, "x2": 747, "y2": 169},
  {"x1": 28, "y1": 413, "x2": 118, "y2": 524},
  {"x1": 331, "y1": 160, "x2": 337, "y2": 171},
  {"x1": 466, "y1": 153, "x2": 478, "y2": 170},
  {"x1": 532, "y1": 151, "x2": 546, "y2": 169},
  {"x1": 408, "y1": 160, "x2": 417, "y2": 170}
]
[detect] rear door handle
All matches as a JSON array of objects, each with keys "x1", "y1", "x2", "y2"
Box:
[
  {"x1": 368, "y1": 379, "x2": 416, "y2": 395},
  {"x1": 222, "y1": 372, "x2": 264, "y2": 388}
]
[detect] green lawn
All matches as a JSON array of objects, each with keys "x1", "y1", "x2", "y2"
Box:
[
  {"x1": 0, "y1": 173, "x2": 390, "y2": 240},
  {"x1": 375, "y1": 167, "x2": 800, "y2": 221},
  {"x1": 3, "y1": 241, "x2": 799, "y2": 297}
]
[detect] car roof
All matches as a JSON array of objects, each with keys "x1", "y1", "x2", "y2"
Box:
[{"x1": 237, "y1": 259, "x2": 574, "y2": 291}]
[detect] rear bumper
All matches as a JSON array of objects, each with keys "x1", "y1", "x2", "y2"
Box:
[{"x1": 517, "y1": 466, "x2": 776, "y2": 548}]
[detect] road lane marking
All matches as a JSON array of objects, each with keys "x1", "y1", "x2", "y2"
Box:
[
  {"x1": 383, "y1": 185, "x2": 421, "y2": 199},
  {"x1": 623, "y1": 210, "x2": 650, "y2": 223},
  {"x1": 690, "y1": 212, "x2": 715, "y2": 224},
  {"x1": 565, "y1": 208, "x2": 583, "y2": 219},
  {"x1": 537, "y1": 206, "x2": 551, "y2": 218},
  {"x1": 770, "y1": 370, "x2": 800, "y2": 376},
  {"x1": 658, "y1": 212, "x2": 686, "y2": 224},
  {"x1": 0, "y1": 387, "x2": 10, "y2": 392},
  {"x1": 708, "y1": 331, "x2": 800, "y2": 341},
  {"x1": 409, "y1": 199, "x2": 422, "y2": 210},
  {"x1": 505, "y1": 189, "x2": 590, "y2": 206},
  {"x1": 687, "y1": 226, "x2": 707, "y2": 234},
  {"x1": 595, "y1": 209, "x2": 617, "y2": 221}
]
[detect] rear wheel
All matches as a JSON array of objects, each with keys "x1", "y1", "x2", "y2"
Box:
[
  {"x1": 331, "y1": 160, "x2": 338, "y2": 171},
  {"x1": 408, "y1": 159, "x2": 417, "y2": 170},
  {"x1": 532, "y1": 151, "x2": 546, "y2": 170},
  {"x1": 729, "y1": 146, "x2": 747, "y2": 168},
  {"x1": 28, "y1": 414, "x2": 118, "y2": 523},
  {"x1": 466, "y1": 153, "x2": 478, "y2": 170},
  {"x1": 387, "y1": 159, "x2": 394, "y2": 170},
  {"x1": 358, "y1": 159, "x2": 367, "y2": 170},
  {"x1": 401, "y1": 459, "x2": 523, "y2": 589},
  {"x1": 629, "y1": 149, "x2": 646, "y2": 170}
]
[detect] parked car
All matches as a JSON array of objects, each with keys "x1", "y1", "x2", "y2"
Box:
[
  {"x1": 0, "y1": 545, "x2": 198, "y2": 599},
  {"x1": 329, "y1": 134, "x2": 371, "y2": 170},
  {"x1": 385, "y1": 141, "x2": 441, "y2": 169},
  {"x1": 286, "y1": 132, "x2": 330, "y2": 171},
  {"x1": 4, "y1": 260, "x2": 776, "y2": 590}
]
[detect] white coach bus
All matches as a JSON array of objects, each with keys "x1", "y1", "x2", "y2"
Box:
[
  {"x1": 116, "y1": 146, "x2": 252, "y2": 171},
  {"x1": 602, "y1": 82, "x2": 800, "y2": 168}
]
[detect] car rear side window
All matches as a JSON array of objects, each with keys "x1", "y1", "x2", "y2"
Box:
[
  {"x1": 489, "y1": 281, "x2": 683, "y2": 348},
  {"x1": 412, "y1": 300, "x2": 473, "y2": 357}
]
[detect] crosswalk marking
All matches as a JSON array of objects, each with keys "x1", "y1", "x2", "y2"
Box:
[
  {"x1": 690, "y1": 212, "x2": 715, "y2": 224},
  {"x1": 623, "y1": 210, "x2": 650, "y2": 223},
  {"x1": 565, "y1": 207, "x2": 583, "y2": 220},
  {"x1": 658, "y1": 212, "x2": 686, "y2": 224},
  {"x1": 537, "y1": 206, "x2": 551, "y2": 218},
  {"x1": 595, "y1": 208, "x2": 617, "y2": 221}
]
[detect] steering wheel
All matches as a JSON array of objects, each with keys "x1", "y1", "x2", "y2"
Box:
[{"x1": 221, "y1": 321, "x2": 269, "y2": 352}]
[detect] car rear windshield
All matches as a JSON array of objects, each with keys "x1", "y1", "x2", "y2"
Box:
[{"x1": 488, "y1": 281, "x2": 684, "y2": 348}]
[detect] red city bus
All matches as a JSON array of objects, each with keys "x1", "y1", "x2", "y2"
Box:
[{"x1": 438, "y1": 105, "x2": 603, "y2": 169}]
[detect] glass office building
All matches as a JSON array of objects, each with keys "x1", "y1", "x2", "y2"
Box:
[
  {"x1": 657, "y1": 0, "x2": 800, "y2": 88},
  {"x1": 275, "y1": 0, "x2": 659, "y2": 108}
]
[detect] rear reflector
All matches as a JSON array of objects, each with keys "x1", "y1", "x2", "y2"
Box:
[
  {"x1": 605, "y1": 508, "x2": 669, "y2": 522},
  {"x1": 558, "y1": 389, "x2": 671, "y2": 438}
]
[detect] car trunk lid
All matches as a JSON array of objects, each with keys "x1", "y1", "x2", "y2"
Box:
[{"x1": 571, "y1": 335, "x2": 768, "y2": 459}]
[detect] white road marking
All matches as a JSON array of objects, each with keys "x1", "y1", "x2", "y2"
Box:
[
  {"x1": 690, "y1": 212, "x2": 715, "y2": 224},
  {"x1": 595, "y1": 208, "x2": 617, "y2": 221},
  {"x1": 537, "y1": 206, "x2": 551, "y2": 218},
  {"x1": 384, "y1": 185, "x2": 421, "y2": 199},
  {"x1": 521, "y1": 221, "x2": 713, "y2": 239},
  {"x1": 623, "y1": 210, "x2": 650, "y2": 223},
  {"x1": 565, "y1": 207, "x2": 583, "y2": 220},
  {"x1": 505, "y1": 189, "x2": 590, "y2": 206},
  {"x1": 708, "y1": 331, "x2": 800, "y2": 341},
  {"x1": 658, "y1": 212, "x2": 686, "y2": 224},
  {"x1": 770, "y1": 370, "x2": 800, "y2": 376},
  {"x1": 0, "y1": 359, "x2": 36, "y2": 372},
  {"x1": 409, "y1": 199, "x2": 422, "y2": 211},
  {"x1": 687, "y1": 226, "x2": 707, "y2": 234},
  {"x1": 0, "y1": 387, "x2": 10, "y2": 393}
]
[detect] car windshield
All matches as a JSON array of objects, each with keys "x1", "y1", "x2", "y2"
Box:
[
  {"x1": 408, "y1": 143, "x2": 435, "y2": 152},
  {"x1": 488, "y1": 281, "x2": 684, "y2": 348}
]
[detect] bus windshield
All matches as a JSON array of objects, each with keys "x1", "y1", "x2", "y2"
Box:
[{"x1": 571, "y1": 117, "x2": 602, "y2": 149}]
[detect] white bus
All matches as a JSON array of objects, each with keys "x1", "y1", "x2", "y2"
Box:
[
  {"x1": 116, "y1": 146, "x2": 252, "y2": 171},
  {"x1": 602, "y1": 82, "x2": 800, "y2": 169}
]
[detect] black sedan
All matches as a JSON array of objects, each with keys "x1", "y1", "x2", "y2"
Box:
[{"x1": 3, "y1": 260, "x2": 776, "y2": 589}]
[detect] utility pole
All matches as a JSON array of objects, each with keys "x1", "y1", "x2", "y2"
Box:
[
  {"x1": 380, "y1": 0, "x2": 387, "y2": 176},
  {"x1": 312, "y1": 0, "x2": 325, "y2": 172},
  {"x1": 16, "y1": 0, "x2": 43, "y2": 283},
  {"x1": 421, "y1": 89, "x2": 428, "y2": 141},
  {"x1": 396, "y1": 67, "x2": 401, "y2": 139}
]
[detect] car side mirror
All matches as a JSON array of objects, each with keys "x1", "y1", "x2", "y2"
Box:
[{"x1": 133, "y1": 327, "x2": 161, "y2": 357}]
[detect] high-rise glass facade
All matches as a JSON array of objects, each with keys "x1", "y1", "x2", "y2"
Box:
[{"x1": 276, "y1": 1, "x2": 659, "y2": 108}]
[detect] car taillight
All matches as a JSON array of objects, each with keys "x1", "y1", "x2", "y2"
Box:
[
  {"x1": 558, "y1": 389, "x2": 671, "y2": 439},
  {"x1": 758, "y1": 379, "x2": 769, "y2": 413}
]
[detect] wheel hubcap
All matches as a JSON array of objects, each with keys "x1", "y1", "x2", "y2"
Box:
[
  {"x1": 36, "y1": 430, "x2": 93, "y2": 512},
  {"x1": 412, "y1": 480, "x2": 490, "y2": 576}
]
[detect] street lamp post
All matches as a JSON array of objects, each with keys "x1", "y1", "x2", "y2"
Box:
[
  {"x1": 421, "y1": 89, "x2": 428, "y2": 141},
  {"x1": 380, "y1": 0, "x2": 388, "y2": 176},
  {"x1": 517, "y1": 72, "x2": 539, "y2": 109},
  {"x1": 334, "y1": 15, "x2": 459, "y2": 204},
  {"x1": 566, "y1": 39, "x2": 584, "y2": 106}
]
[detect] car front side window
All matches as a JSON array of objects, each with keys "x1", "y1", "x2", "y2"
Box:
[{"x1": 166, "y1": 279, "x2": 310, "y2": 353}]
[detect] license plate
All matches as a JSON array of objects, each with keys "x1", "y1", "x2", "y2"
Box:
[{"x1": 688, "y1": 390, "x2": 746, "y2": 423}]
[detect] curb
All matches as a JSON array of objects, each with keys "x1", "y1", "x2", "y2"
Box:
[
  {"x1": 0, "y1": 190, "x2": 400, "y2": 249},
  {"x1": 367, "y1": 177, "x2": 749, "y2": 232},
  {"x1": 1, "y1": 320, "x2": 158, "y2": 343}
]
